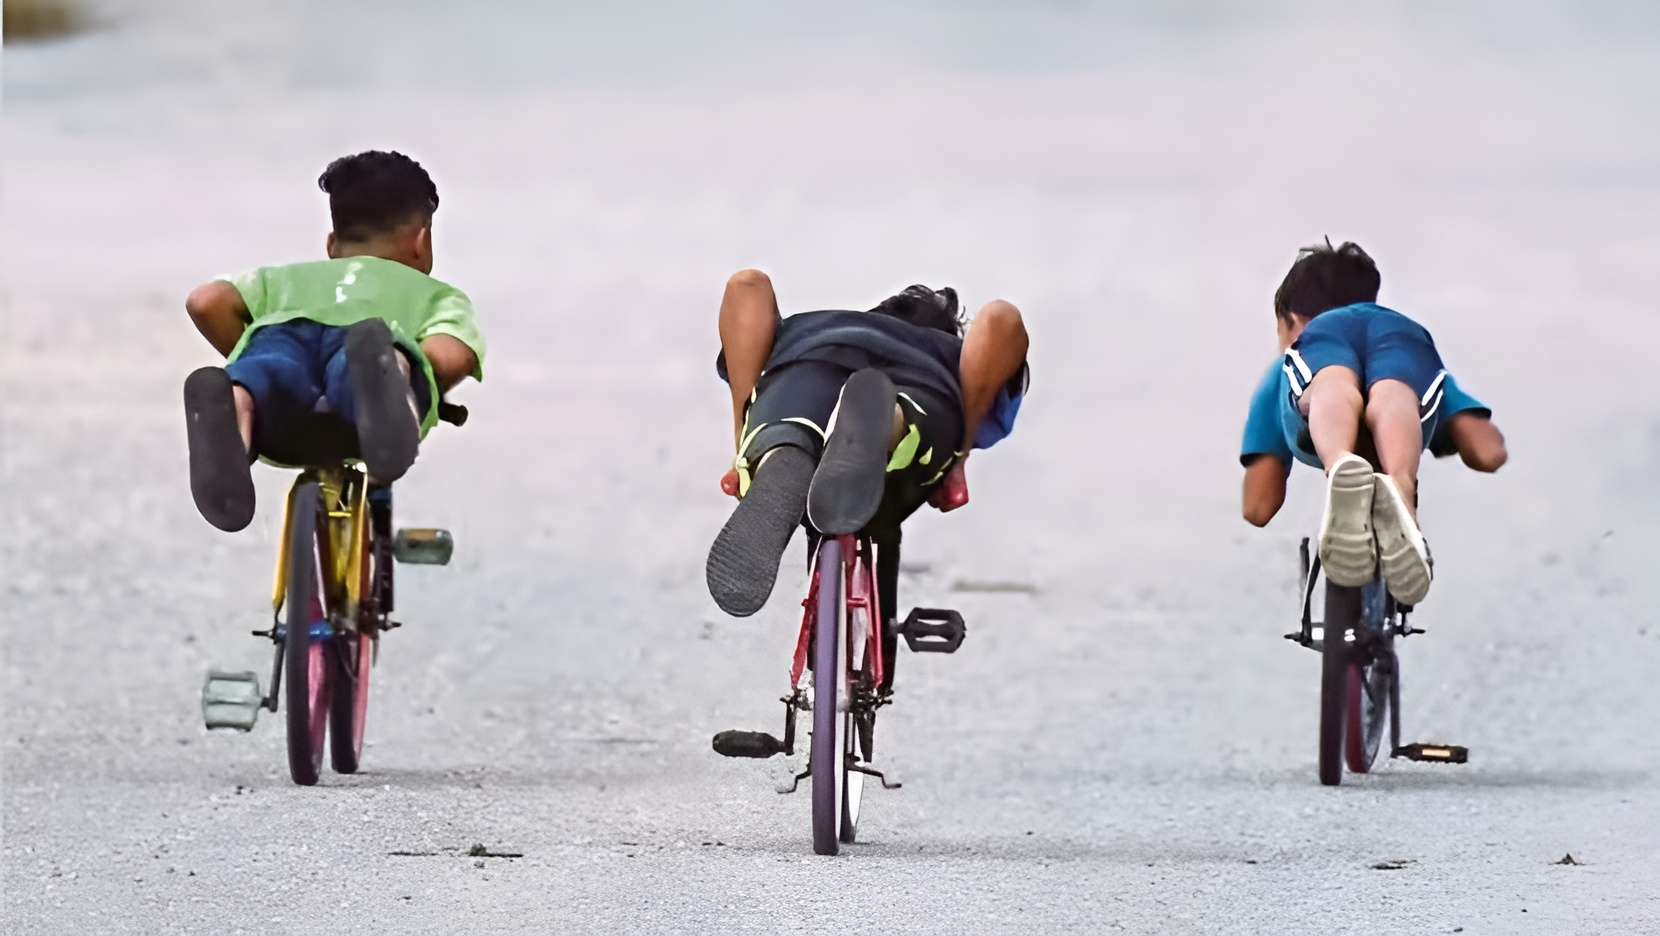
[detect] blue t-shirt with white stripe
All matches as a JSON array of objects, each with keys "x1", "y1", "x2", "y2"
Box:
[{"x1": 1240, "y1": 360, "x2": 1488, "y2": 468}]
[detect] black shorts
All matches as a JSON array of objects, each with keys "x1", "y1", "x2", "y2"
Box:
[{"x1": 739, "y1": 360, "x2": 964, "y2": 532}]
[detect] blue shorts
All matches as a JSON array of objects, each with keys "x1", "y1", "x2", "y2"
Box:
[
  {"x1": 225, "y1": 320, "x2": 430, "y2": 464},
  {"x1": 1279, "y1": 303, "x2": 1452, "y2": 452}
]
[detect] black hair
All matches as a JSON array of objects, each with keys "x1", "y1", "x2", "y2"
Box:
[
  {"x1": 869, "y1": 285, "x2": 962, "y2": 336},
  {"x1": 1273, "y1": 239, "x2": 1380, "y2": 322},
  {"x1": 317, "y1": 150, "x2": 439, "y2": 242}
]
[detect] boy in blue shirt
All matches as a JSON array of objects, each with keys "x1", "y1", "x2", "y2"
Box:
[{"x1": 1240, "y1": 241, "x2": 1507, "y2": 605}]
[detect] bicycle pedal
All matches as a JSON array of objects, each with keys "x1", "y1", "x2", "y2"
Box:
[
  {"x1": 901, "y1": 607, "x2": 966, "y2": 653},
  {"x1": 1395, "y1": 742, "x2": 1468, "y2": 764},
  {"x1": 201, "y1": 670, "x2": 264, "y2": 731},
  {"x1": 394, "y1": 528, "x2": 453, "y2": 565},
  {"x1": 712, "y1": 730, "x2": 785, "y2": 758}
]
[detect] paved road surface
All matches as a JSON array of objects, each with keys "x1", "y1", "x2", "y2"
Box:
[{"x1": 4, "y1": 2, "x2": 1658, "y2": 932}]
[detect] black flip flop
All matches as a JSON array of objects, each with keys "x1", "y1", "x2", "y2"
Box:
[
  {"x1": 345, "y1": 319, "x2": 421, "y2": 483},
  {"x1": 184, "y1": 367, "x2": 255, "y2": 532},
  {"x1": 807, "y1": 368, "x2": 896, "y2": 535},
  {"x1": 706, "y1": 445, "x2": 815, "y2": 617}
]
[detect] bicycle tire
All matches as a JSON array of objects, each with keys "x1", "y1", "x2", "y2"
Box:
[
  {"x1": 284, "y1": 482, "x2": 332, "y2": 786},
  {"x1": 810, "y1": 537, "x2": 844, "y2": 856},
  {"x1": 1319, "y1": 580, "x2": 1359, "y2": 786}
]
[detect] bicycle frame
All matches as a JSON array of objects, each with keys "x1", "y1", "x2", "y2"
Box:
[
  {"x1": 792, "y1": 534, "x2": 885, "y2": 699},
  {"x1": 259, "y1": 463, "x2": 385, "y2": 713},
  {"x1": 272, "y1": 464, "x2": 372, "y2": 630}
]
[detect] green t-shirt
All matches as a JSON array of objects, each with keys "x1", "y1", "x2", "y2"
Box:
[{"x1": 220, "y1": 257, "x2": 485, "y2": 434}]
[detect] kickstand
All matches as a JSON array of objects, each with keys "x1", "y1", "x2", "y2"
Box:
[
  {"x1": 849, "y1": 763, "x2": 902, "y2": 789},
  {"x1": 777, "y1": 766, "x2": 811, "y2": 795}
]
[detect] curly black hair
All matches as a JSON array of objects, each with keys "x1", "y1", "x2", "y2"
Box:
[
  {"x1": 318, "y1": 150, "x2": 439, "y2": 242},
  {"x1": 869, "y1": 285, "x2": 963, "y2": 337}
]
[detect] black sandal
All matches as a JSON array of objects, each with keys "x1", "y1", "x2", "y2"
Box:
[{"x1": 184, "y1": 367, "x2": 255, "y2": 532}]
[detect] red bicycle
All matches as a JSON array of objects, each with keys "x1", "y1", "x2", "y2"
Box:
[{"x1": 715, "y1": 530, "x2": 965, "y2": 855}]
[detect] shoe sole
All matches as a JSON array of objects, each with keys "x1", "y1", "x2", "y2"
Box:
[
  {"x1": 345, "y1": 320, "x2": 420, "y2": 483},
  {"x1": 1372, "y1": 474, "x2": 1432, "y2": 605},
  {"x1": 807, "y1": 368, "x2": 895, "y2": 535},
  {"x1": 706, "y1": 445, "x2": 815, "y2": 617},
  {"x1": 1319, "y1": 454, "x2": 1377, "y2": 587},
  {"x1": 184, "y1": 367, "x2": 255, "y2": 532}
]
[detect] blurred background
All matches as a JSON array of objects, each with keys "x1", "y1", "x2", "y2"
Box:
[{"x1": 3, "y1": 1, "x2": 1657, "y2": 932}]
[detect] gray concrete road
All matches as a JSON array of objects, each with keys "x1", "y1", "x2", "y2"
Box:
[{"x1": 4, "y1": 2, "x2": 1658, "y2": 932}]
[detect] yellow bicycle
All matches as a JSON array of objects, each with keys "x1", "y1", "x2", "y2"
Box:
[{"x1": 201, "y1": 408, "x2": 461, "y2": 785}]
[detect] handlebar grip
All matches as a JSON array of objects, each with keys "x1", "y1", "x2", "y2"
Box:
[{"x1": 437, "y1": 401, "x2": 469, "y2": 427}]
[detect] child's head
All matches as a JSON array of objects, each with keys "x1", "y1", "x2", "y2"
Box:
[
  {"x1": 870, "y1": 285, "x2": 963, "y2": 337},
  {"x1": 318, "y1": 150, "x2": 440, "y2": 273},
  {"x1": 1274, "y1": 239, "x2": 1379, "y2": 324}
]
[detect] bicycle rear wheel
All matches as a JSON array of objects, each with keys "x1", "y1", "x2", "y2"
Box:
[
  {"x1": 1344, "y1": 593, "x2": 1394, "y2": 773},
  {"x1": 284, "y1": 482, "x2": 332, "y2": 786},
  {"x1": 1319, "y1": 580, "x2": 1359, "y2": 786},
  {"x1": 328, "y1": 631, "x2": 373, "y2": 774},
  {"x1": 810, "y1": 537, "x2": 844, "y2": 856}
]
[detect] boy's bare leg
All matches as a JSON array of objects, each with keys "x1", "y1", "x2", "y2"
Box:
[
  {"x1": 233, "y1": 385, "x2": 256, "y2": 452},
  {"x1": 1299, "y1": 365, "x2": 1363, "y2": 473},
  {"x1": 1365, "y1": 378, "x2": 1434, "y2": 603},
  {"x1": 717, "y1": 269, "x2": 779, "y2": 448},
  {"x1": 1364, "y1": 378, "x2": 1423, "y2": 519}
]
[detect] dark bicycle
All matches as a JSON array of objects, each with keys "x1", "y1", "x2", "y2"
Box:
[{"x1": 1289, "y1": 535, "x2": 1468, "y2": 785}]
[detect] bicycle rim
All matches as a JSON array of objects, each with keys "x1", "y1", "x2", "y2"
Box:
[
  {"x1": 1345, "y1": 651, "x2": 1391, "y2": 773},
  {"x1": 810, "y1": 537, "x2": 844, "y2": 856},
  {"x1": 840, "y1": 542, "x2": 869, "y2": 844}
]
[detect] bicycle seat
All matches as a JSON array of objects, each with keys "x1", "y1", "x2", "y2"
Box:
[
  {"x1": 257, "y1": 399, "x2": 467, "y2": 467},
  {"x1": 258, "y1": 413, "x2": 362, "y2": 467}
]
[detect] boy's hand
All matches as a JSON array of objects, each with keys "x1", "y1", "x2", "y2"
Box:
[
  {"x1": 929, "y1": 460, "x2": 970, "y2": 512},
  {"x1": 720, "y1": 467, "x2": 741, "y2": 498}
]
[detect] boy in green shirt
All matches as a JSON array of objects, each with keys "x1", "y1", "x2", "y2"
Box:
[{"x1": 182, "y1": 150, "x2": 486, "y2": 531}]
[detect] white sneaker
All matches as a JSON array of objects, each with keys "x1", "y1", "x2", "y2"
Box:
[
  {"x1": 1318, "y1": 454, "x2": 1378, "y2": 587},
  {"x1": 1372, "y1": 474, "x2": 1433, "y2": 605}
]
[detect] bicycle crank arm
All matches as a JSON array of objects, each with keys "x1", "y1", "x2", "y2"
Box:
[{"x1": 1394, "y1": 743, "x2": 1468, "y2": 764}]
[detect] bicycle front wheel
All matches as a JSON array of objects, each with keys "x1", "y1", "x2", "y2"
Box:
[
  {"x1": 810, "y1": 537, "x2": 845, "y2": 856},
  {"x1": 284, "y1": 481, "x2": 332, "y2": 786},
  {"x1": 1319, "y1": 580, "x2": 1359, "y2": 787}
]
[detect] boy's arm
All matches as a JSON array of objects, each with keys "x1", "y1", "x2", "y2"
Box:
[
  {"x1": 185, "y1": 281, "x2": 251, "y2": 358},
  {"x1": 419, "y1": 334, "x2": 479, "y2": 394},
  {"x1": 957, "y1": 300, "x2": 1029, "y2": 457},
  {"x1": 1242, "y1": 454, "x2": 1290, "y2": 527},
  {"x1": 932, "y1": 300, "x2": 1029, "y2": 513},
  {"x1": 718, "y1": 269, "x2": 780, "y2": 447},
  {"x1": 1445, "y1": 411, "x2": 1508, "y2": 472}
]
